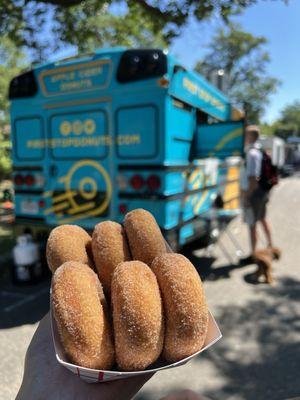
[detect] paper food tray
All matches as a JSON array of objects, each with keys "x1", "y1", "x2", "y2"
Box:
[
  {"x1": 51, "y1": 306, "x2": 222, "y2": 383},
  {"x1": 50, "y1": 237, "x2": 222, "y2": 383}
]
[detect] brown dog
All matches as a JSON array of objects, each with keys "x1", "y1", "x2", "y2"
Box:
[{"x1": 253, "y1": 247, "x2": 281, "y2": 284}]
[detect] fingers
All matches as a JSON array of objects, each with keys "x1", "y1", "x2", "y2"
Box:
[{"x1": 19, "y1": 312, "x2": 155, "y2": 400}]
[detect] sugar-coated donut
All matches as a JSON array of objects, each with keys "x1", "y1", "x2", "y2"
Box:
[
  {"x1": 52, "y1": 261, "x2": 114, "y2": 369},
  {"x1": 92, "y1": 221, "x2": 131, "y2": 297},
  {"x1": 124, "y1": 209, "x2": 166, "y2": 266},
  {"x1": 111, "y1": 261, "x2": 164, "y2": 371},
  {"x1": 151, "y1": 253, "x2": 208, "y2": 362},
  {"x1": 46, "y1": 225, "x2": 93, "y2": 273}
]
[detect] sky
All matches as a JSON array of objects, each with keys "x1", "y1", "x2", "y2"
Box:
[
  {"x1": 170, "y1": 0, "x2": 300, "y2": 123},
  {"x1": 50, "y1": 0, "x2": 300, "y2": 124}
]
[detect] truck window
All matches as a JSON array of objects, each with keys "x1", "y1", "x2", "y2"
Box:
[
  {"x1": 117, "y1": 49, "x2": 167, "y2": 83},
  {"x1": 14, "y1": 117, "x2": 44, "y2": 161},
  {"x1": 116, "y1": 105, "x2": 158, "y2": 159},
  {"x1": 49, "y1": 110, "x2": 108, "y2": 160}
]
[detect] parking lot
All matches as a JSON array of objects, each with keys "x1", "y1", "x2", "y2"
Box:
[{"x1": 1, "y1": 176, "x2": 300, "y2": 400}]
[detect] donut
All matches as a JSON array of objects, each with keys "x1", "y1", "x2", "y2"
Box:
[
  {"x1": 52, "y1": 261, "x2": 114, "y2": 369},
  {"x1": 151, "y1": 253, "x2": 208, "y2": 362},
  {"x1": 46, "y1": 225, "x2": 93, "y2": 273},
  {"x1": 124, "y1": 209, "x2": 167, "y2": 266},
  {"x1": 92, "y1": 221, "x2": 131, "y2": 297},
  {"x1": 111, "y1": 261, "x2": 164, "y2": 371}
]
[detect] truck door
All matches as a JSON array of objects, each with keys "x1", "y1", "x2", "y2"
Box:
[
  {"x1": 43, "y1": 101, "x2": 114, "y2": 229},
  {"x1": 195, "y1": 120, "x2": 244, "y2": 211},
  {"x1": 195, "y1": 120, "x2": 244, "y2": 159}
]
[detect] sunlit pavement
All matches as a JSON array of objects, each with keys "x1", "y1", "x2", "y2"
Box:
[{"x1": 1, "y1": 176, "x2": 300, "y2": 400}]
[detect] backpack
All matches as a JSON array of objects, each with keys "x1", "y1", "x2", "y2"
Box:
[{"x1": 259, "y1": 150, "x2": 278, "y2": 191}]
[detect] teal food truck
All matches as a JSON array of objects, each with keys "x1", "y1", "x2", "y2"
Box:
[{"x1": 9, "y1": 48, "x2": 244, "y2": 250}]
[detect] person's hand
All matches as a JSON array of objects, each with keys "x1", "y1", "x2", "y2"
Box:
[
  {"x1": 16, "y1": 313, "x2": 153, "y2": 400},
  {"x1": 160, "y1": 389, "x2": 211, "y2": 400}
]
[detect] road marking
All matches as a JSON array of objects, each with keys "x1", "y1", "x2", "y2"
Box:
[{"x1": 3, "y1": 287, "x2": 49, "y2": 313}]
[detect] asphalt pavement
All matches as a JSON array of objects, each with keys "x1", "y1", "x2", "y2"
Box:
[{"x1": 1, "y1": 176, "x2": 300, "y2": 400}]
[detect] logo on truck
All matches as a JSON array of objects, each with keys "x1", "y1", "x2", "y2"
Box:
[{"x1": 44, "y1": 160, "x2": 112, "y2": 223}]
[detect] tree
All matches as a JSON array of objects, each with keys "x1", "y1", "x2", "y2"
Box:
[
  {"x1": 0, "y1": 38, "x2": 27, "y2": 178},
  {"x1": 0, "y1": 130, "x2": 12, "y2": 180},
  {"x1": 279, "y1": 100, "x2": 300, "y2": 133},
  {"x1": 56, "y1": 2, "x2": 167, "y2": 55},
  {"x1": 195, "y1": 24, "x2": 280, "y2": 124},
  {"x1": 273, "y1": 101, "x2": 300, "y2": 139},
  {"x1": 0, "y1": 38, "x2": 27, "y2": 122},
  {"x1": 260, "y1": 123, "x2": 276, "y2": 137},
  {"x1": 1, "y1": 0, "x2": 286, "y2": 62}
]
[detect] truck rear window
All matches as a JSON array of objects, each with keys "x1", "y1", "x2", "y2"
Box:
[
  {"x1": 117, "y1": 49, "x2": 167, "y2": 83},
  {"x1": 14, "y1": 117, "x2": 44, "y2": 160},
  {"x1": 116, "y1": 105, "x2": 158, "y2": 159},
  {"x1": 50, "y1": 110, "x2": 109, "y2": 160}
]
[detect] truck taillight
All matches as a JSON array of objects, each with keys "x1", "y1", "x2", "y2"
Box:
[
  {"x1": 130, "y1": 174, "x2": 145, "y2": 190},
  {"x1": 14, "y1": 174, "x2": 24, "y2": 186},
  {"x1": 25, "y1": 174, "x2": 35, "y2": 186},
  {"x1": 119, "y1": 204, "x2": 127, "y2": 214},
  {"x1": 147, "y1": 175, "x2": 161, "y2": 191}
]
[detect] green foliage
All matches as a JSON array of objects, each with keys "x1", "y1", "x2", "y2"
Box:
[
  {"x1": 273, "y1": 101, "x2": 300, "y2": 139},
  {"x1": 243, "y1": 101, "x2": 300, "y2": 139},
  {"x1": 0, "y1": 38, "x2": 26, "y2": 120},
  {"x1": 0, "y1": 140, "x2": 12, "y2": 179},
  {"x1": 260, "y1": 123, "x2": 276, "y2": 137},
  {"x1": 195, "y1": 24, "x2": 280, "y2": 124},
  {"x1": 0, "y1": 37, "x2": 26, "y2": 178},
  {"x1": 56, "y1": 2, "x2": 167, "y2": 54},
  {"x1": 278, "y1": 101, "x2": 300, "y2": 132},
  {"x1": 1, "y1": 0, "x2": 286, "y2": 62}
]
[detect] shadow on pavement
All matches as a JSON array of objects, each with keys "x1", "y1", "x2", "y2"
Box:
[
  {"x1": 182, "y1": 249, "x2": 252, "y2": 282},
  {"x1": 196, "y1": 276, "x2": 300, "y2": 400},
  {"x1": 0, "y1": 240, "x2": 51, "y2": 328},
  {"x1": 0, "y1": 278, "x2": 51, "y2": 329},
  {"x1": 136, "y1": 277, "x2": 300, "y2": 400}
]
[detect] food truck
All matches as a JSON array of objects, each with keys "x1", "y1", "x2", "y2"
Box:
[{"x1": 9, "y1": 48, "x2": 244, "y2": 250}]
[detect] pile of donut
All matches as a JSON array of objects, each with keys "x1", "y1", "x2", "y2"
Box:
[{"x1": 47, "y1": 208, "x2": 209, "y2": 372}]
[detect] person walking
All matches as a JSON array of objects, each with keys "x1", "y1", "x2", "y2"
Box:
[{"x1": 241, "y1": 125, "x2": 274, "y2": 259}]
